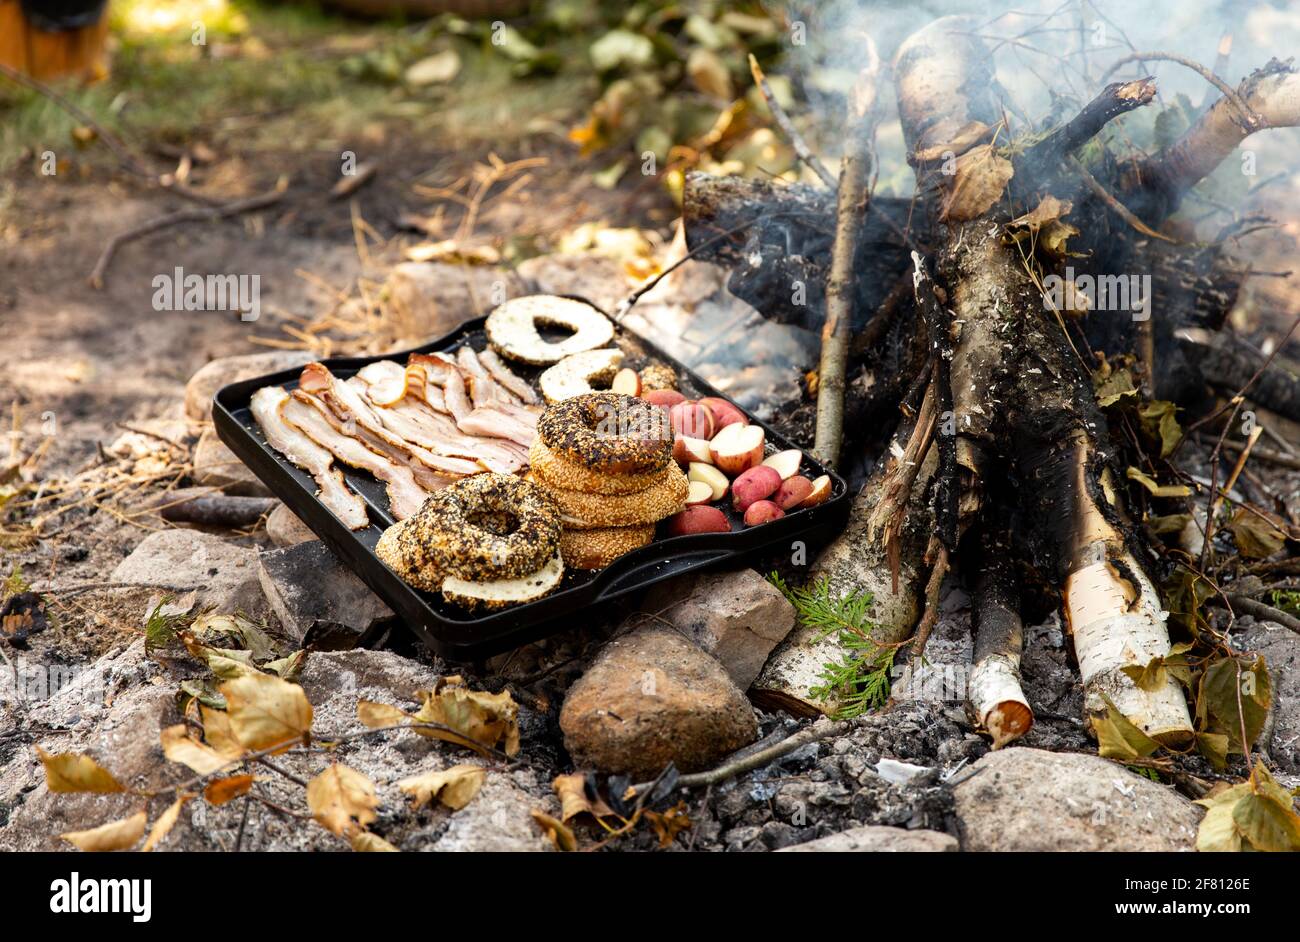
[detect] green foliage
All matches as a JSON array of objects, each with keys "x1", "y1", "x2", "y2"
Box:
[
  {"x1": 143, "y1": 598, "x2": 189, "y2": 653},
  {"x1": 2, "y1": 564, "x2": 30, "y2": 600},
  {"x1": 767, "y1": 572, "x2": 895, "y2": 719},
  {"x1": 1271, "y1": 589, "x2": 1300, "y2": 617}
]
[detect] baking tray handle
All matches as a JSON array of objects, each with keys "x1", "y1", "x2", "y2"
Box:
[{"x1": 592, "y1": 548, "x2": 734, "y2": 602}]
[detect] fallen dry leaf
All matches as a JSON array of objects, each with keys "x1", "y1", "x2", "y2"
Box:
[
  {"x1": 143, "y1": 794, "x2": 192, "y2": 851},
  {"x1": 37, "y1": 748, "x2": 124, "y2": 794},
  {"x1": 307, "y1": 764, "x2": 379, "y2": 837},
  {"x1": 940, "y1": 144, "x2": 1014, "y2": 222},
  {"x1": 220, "y1": 673, "x2": 313, "y2": 754},
  {"x1": 61, "y1": 811, "x2": 147, "y2": 852},
  {"x1": 531, "y1": 810, "x2": 577, "y2": 851},
  {"x1": 397, "y1": 764, "x2": 485, "y2": 810},
  {"x1": 350, "y1": 830, "x2": 400, "y2": 852},
  {"x1": 204, "y1": 774, "x2": 255, "y2": 806},
  {"x1": 161, "y1": 724, "x2": 229, "y2": 776},
  {"x1": 200, "y1": 705, "x2": 246, "y2": 760},
  {"x1": 553, "y1": 772, "x2": 616, "y2": 822},
  {"x1": 413, "y1": 676, "x2": 520, "y2": 757}
]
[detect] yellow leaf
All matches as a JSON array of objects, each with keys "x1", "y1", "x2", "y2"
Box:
[
  {"x1": 350, "y1": 830, "x2": 399, "y2": 852},
  {"x1": 644, "y1": 800, "x2": 692, "y2": 848},
  {"x1": 200, "y1": 705, "x2": 245, "y2": 760},
  {"x1": 37, "y1": 747, "x2": 124, "y2": 794},
  {"x1": 1126, "y1": 466, "x2": 1192, "y2": 498},
  {"x1": 940, "y1": 144, "x2": 1014, "y2": 222},
  {"x1": 357, "y1": 700, "x2": 410, "y2": 729},
  {"x1": 307, "y1": 764, "x2": 379, "y2": 837},
  {"x1": 61, "y1": 811, "x2": 147, "y2": 852},
  {"x1": 1196, "y1": 800, "x2": 1243, "y2": 852},
  {"x1": 413, "y1": 677, "x2": 520, "y2": 757},
  {"x1": 553, "y1": 772, "x2": 616, "y2": 822},
  {"x1": 220, "y1": 673, "x2": 312, "y2": 754},
  {"x1": 397, "y1": 764, "x2": 485, "y2": 810},
  {"x1": 143, "y1": 795, "x2": 191, "y2": 852},
  {"x1": 531, "y1": 810, "x2": 577, "y2": 851},
  {"x1": 204, "y1": 774, "x2": 254, "y2": 806},
  {"x1": 1008, "y1": 195, "x2": 1072, "y2": 231},
  {"x1": 160, "y1": 724, "x2": 229, "y2": 775},
  {"x1": 1092, "y1": 693, "x2": 1160, "y2": 760}
]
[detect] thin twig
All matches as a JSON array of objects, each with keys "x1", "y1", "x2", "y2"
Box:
[
  {"x1": 748, "y1": 54, "x2": 836, "y2": 188},
  {"x1": 630, "y1": 718, "x2": 850, "y2": 792},
  {"x1": 89, "y1": 181, "x2": 288, "y2": 289},
  {"x1": 1071, "y1": 157, "x2": 1177, "y2": 242},
  {"x1": 1100, "y1": 51, "x2": 1261, "y2": 130}
]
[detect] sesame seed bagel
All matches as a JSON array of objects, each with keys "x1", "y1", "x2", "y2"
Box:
[
  {"x1": 638, "y1": 363, "x2": 678, "y2": 392},
  {"x1": 485, "y1": 295, "x2": 614, "y2": 366},
  {"x1": 537, "y1": 392, "x2": 672, "y2": 476},
  {"x1": 441, "y1": 553, "x2": 565, "y2": 612},
  {"x1": 376, "y1": 473, "x2": 561, "y2": 586},
  {"x1": 559, "y1": 524, "x2": 655, "y2": 570},
  {"x1": 528, "y1": 438, "x2": 665, "y2": 495},
  {"x1": 528, "y1": 461, "x2": 688, "y2": 529}
]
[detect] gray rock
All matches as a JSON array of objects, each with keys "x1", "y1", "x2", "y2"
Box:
[
  {"x1": 643, "y1": 568, "x2": 796, "y2": 690},
  {"x1": 0, "y1": 641, "x2": 178, "y2": 851},
  {"x1": 185, "y1": 351, "x2": 313, "y2": 423},
  {"x1": 952, "y1": 747, "x2": 1202, "y2": 851},
  {"x1": 257, "y1": 541, "x2": 392, "y2": 644},
  {"x1": 1235, "y1": 618, "x2": 1300, "y2": 773},
  {"x1": 385, "y1": 262, "x2": 525, "y2": 340},
  {"x1": 265, "y1": 502, "x2": 318, "y2": 548},
  {"x1": 559, "y1": 624, "x2": 758, "y2": 779},
  {"x1": 111, "y1": 529, "x2": 266, "y2": 616},
  {"x1": 516, "y1": 253, "x2": 631, "y2": 314},
  {"x1": 778, "y1": 825, "x2": 958, "y2": 852},
  {"x1": 192, "y1": 427, "x2": 270, "y2": 496}
]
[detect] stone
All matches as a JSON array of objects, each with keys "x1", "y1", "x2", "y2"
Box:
[
  {"x1": 952, "y1": 747, "x2": 1203, "y2": 851},
  {"x1": 778, "y1": 825, "x2": 958, "y2": 852},
  {"x1": 559, "y1": 624, "x2": 758, "y2": 779},
  {"x1": 1234, "y1": 618, "x2": 1300, "y2": 773},
  {"x1": 257, "y1": 541, "x2": 392, "y2": 644},
  {"x1": 515, "y1": 253, "x2": 633, "y2": 314},
  {"x1": 385, "y1": 262, "x2": 525, "y2": 340},
  {"x1": 643, "y1": 568, "x2": 796, "y2": 689},
  {"x1": 111, "y1": 529, "x2": 267, "y2": 616},
  {"x1": 0, "y1": 641, "x2": 179, "y2": 851},
  {"x1": 192, "y1": 427, "x2": 270, "y2": 496},
  {"x1": 265, "y1": 502, "x2": 316, "y2": 547},
  {"x1": 185, "y1": 351, "x2": 313, "y2": 423}
]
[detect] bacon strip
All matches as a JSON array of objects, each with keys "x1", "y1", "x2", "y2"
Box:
[
  {"x1": 477, "y1": 348, "x2": 538, "y2": 404},
  {"x1": 299, "y1": 363, "x2": 484, "y2": 482},
  {"x1": 280, "y1": 395, "x2": 429, "y2": 520},
  {"x1": 410, "y1": 352, "x2": 472, "y2": 421},
  {"x1": 251, "y1": 386, "x2": 369, "y2": 530},
  {"x1": 457, "y1": 346, "x2": 518, "y2": 407},
  {"x1": 350, "y1": 375, "x2": 526, "y2": 474},
  {"x1": 457, "y1": 404, "x2": 536, "y2": 447}
]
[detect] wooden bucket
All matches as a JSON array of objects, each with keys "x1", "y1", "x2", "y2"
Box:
[{"x1": 0, "y1": 0, "x2": 110, "y2": 83}]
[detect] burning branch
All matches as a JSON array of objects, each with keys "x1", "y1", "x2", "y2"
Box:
[{"x1": 1134, "y1": 60, "x2": 1300, "y2": 205}]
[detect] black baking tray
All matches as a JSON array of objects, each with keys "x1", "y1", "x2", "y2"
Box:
[{"x1": 213, "y1": 315, "x2": 850, "y2": 659}]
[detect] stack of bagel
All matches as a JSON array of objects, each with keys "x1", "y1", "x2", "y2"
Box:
[
  {"x1": 528, "y1": 392, "x2": 688, "y2": 570},
  {"x1": 376, "y1": 473, "x2": 564, "y2": 610}
]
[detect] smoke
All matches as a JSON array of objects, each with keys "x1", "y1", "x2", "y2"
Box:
[{"x1": 762, "y1": 0, "x2": 1299, "y2": 196}]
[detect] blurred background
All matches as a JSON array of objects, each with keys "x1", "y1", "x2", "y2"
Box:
[{"x1": 2, "y1": 0, "x2": 1298, "y2": 490}]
